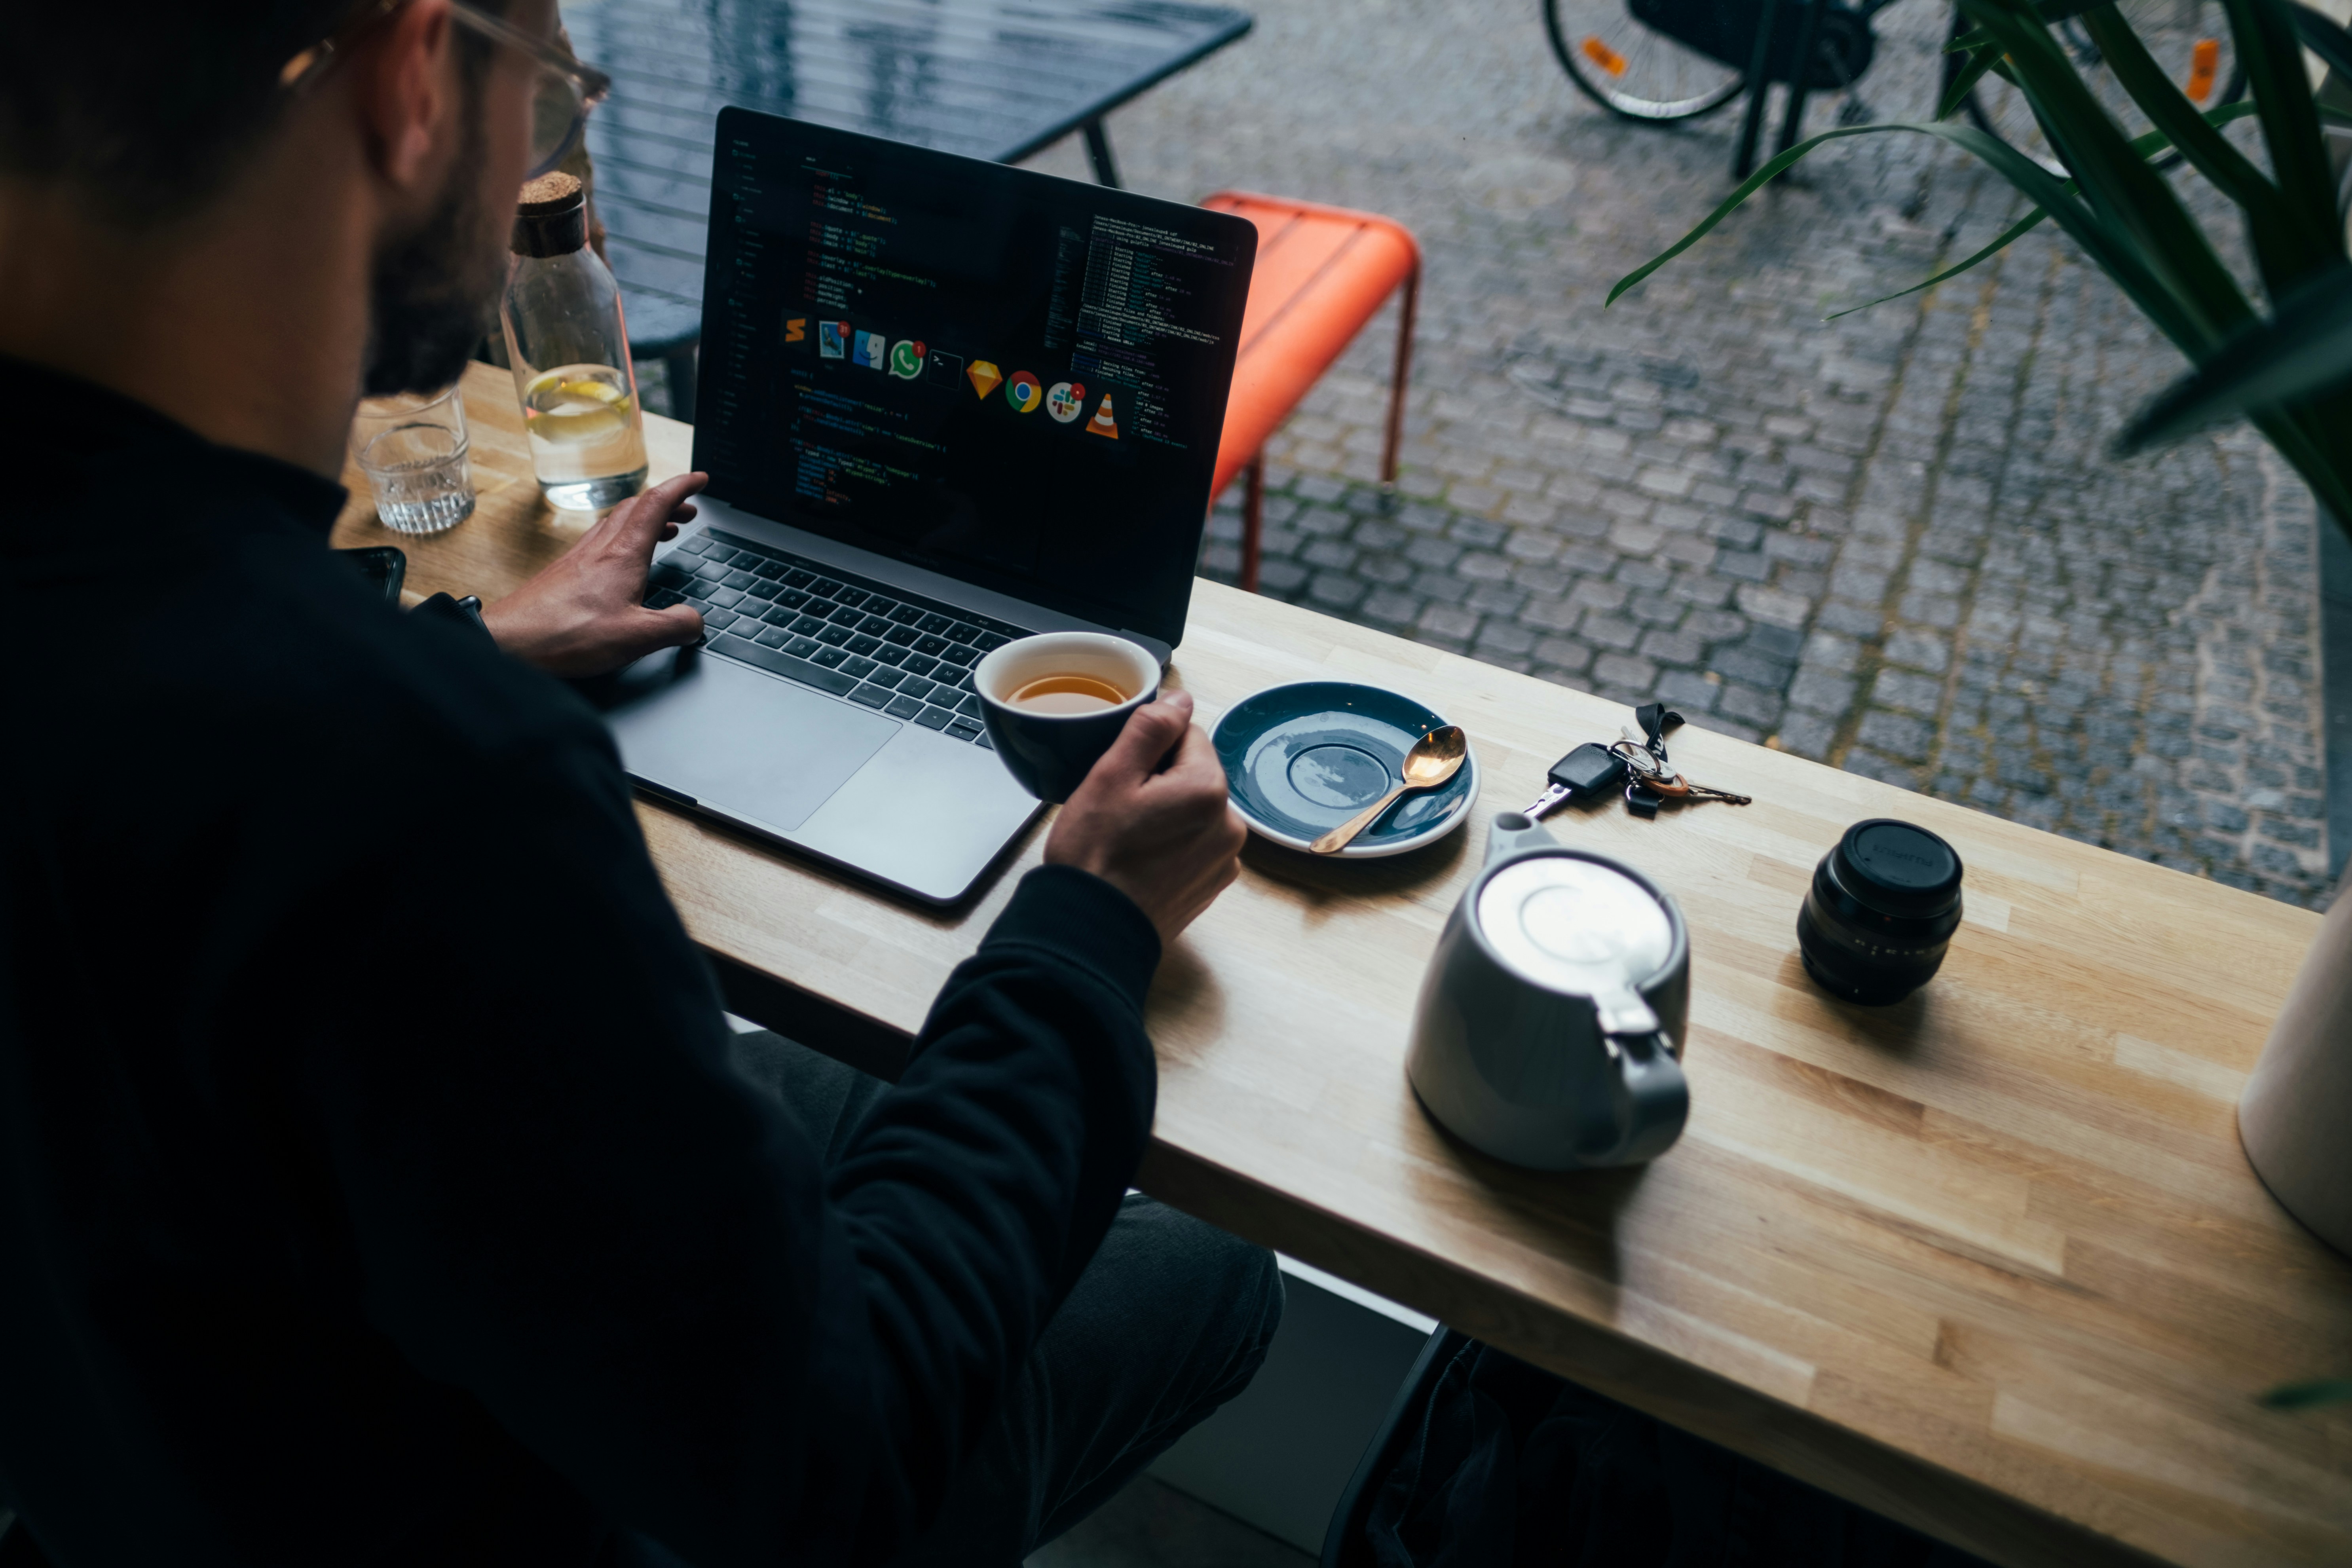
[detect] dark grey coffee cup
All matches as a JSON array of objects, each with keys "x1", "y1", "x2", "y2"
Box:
[{"x1": 973, "y1": 632, "x2": 1163, "y2": 803}]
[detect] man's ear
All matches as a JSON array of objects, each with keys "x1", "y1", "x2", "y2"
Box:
[{"x1": 350, "y1": 0, "x2": 458, "y2": 191}]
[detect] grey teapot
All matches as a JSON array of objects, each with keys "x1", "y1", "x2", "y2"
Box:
[{"x1": 1405, "y1": 813, "x2": 1691, "y2": 1169}]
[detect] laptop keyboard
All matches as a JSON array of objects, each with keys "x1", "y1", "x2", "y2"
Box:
[{"x1": 642, "y1": 528, "x2": 1025, "y2": 747}]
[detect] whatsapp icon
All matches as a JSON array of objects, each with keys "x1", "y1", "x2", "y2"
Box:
[{"x1": 888, "y1": 340, "x2": 926, "y2": 380}]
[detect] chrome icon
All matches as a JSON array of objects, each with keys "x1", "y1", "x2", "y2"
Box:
[{"x1": 1005, "y1": 371, "x2": 1043, "y2": 413}]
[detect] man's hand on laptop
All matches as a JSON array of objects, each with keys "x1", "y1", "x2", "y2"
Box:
[
  {"x1": 1045, "y1": 691, "x2": 1246, "y2": 949},
  {"x1": 480, "y1": 473, "x2": 711, "y2": 677}
]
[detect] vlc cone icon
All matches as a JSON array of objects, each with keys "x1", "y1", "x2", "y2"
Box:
[{"x1": 1086, "y1": 393, "x2": 1118, "y2": 439}]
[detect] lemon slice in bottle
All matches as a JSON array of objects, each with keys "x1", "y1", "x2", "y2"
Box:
[{"x1": 524, "y1": 371, "x2": 632, "y2": 445}]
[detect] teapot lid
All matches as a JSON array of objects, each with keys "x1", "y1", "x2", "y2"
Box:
[{"x1": 1478, "y1": 855, "x2": 1674, "y2": 996}]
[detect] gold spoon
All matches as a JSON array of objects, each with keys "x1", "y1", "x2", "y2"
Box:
[{"x1": 1309, "y1": 725, "x2": 1469, "y2": 855}]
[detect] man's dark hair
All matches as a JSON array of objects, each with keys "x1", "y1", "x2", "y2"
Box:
[{"x1": 0, "y1": 2, "x2": 499, "y2": 224}]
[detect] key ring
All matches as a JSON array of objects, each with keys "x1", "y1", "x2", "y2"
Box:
[
  {"x1": 1584, "y1": 701, "x2": 1750, "y2": 819},
  {"x1": 1612, "y1": 731, "x2": 1676, "y2": 782}
]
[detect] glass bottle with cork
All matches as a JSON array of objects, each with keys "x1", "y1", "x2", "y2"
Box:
[{"x1": 501, "y1": 172, "x2": 648, "y2": 510}]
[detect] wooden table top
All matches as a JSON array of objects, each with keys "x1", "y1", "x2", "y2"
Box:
[{"x1": 338, "y1": 362, "x2": 2352, "y2": 1568}]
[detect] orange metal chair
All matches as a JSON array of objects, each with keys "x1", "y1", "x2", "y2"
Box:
[{"x1": 1202, "y1": 193, "x2": 1421, "y2": 592}]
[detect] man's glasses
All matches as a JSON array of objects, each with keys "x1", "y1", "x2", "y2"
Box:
[{"x1": 281, "y1": 0, "x2": 613, "y2": 179}]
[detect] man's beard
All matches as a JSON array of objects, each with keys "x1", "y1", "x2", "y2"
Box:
[{"x1": 361, "y1": 110, "x2": 507, "y2": 397}]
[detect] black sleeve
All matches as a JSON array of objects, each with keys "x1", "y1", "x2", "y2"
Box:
[
  {"x1": 409, "y1": 591, "x2": 495, "y2": 645},
  {"x1": 292, "y1": 725, "x2": 1158, "y2": 1568}
]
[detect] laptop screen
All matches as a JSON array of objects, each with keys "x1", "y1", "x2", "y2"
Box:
[{"x1": 692, "y1": 108, "x2": 1258, "y2": 648}]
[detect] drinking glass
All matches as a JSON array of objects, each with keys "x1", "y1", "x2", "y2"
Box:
[{"x1": 351, "y1": 385, "x2": 476, "y2": 535}]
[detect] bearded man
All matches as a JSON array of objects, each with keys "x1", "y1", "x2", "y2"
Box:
[{"x1": 0, "y1": 5, "x2": 1276, "y2": 1564}]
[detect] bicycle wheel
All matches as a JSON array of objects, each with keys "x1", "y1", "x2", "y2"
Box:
[
  {"x1": 1545, "y1": 0, "x2": 1748, "y2": 121},
  {"x1": 1955, "y1": 0, "x2": 2248, "y2": 175}
]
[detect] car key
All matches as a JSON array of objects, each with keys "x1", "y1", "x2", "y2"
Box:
[{"x1": 1522, "y1": 742, "x2": 1629, "y2": 819}]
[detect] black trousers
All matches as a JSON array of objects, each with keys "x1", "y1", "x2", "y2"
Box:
[
  {"x1": 617, "y1": 1030, "x2": 1286, "y2": 1568},
  {"x1": 1366, "y1": 1339, "x2": 1991, "y2": 1568}
]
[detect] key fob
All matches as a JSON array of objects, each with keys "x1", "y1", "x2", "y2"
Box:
[{"x1": 1551, "y1": 742, "x2": 1628, "y2": 798}]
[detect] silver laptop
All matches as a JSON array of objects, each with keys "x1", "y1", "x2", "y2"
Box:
[{"x1": 591, "y1": 110, "x2": 1257, "y2": 905}]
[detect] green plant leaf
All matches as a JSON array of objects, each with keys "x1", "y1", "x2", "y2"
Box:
[
  {"x1": 2076, "y1": 4, "x2": 2333, "y2": 297},
  {"x1": 1938, "y1": 44, "x2": 2003, "y2": 119},
  {"x1": 2289, "y1": 3, "x2": 2352, "y2": 91},
  {"x1": 1606, "y1": 127, "x2": 1874, "y2": 307},
  {"x1": 1827, "y1": 211, "x2": 2052, "y2": 319},
  {"x1": 2119, "y1": 263, "x2": 2352, "y2": 447},
  {"x1": 1947, "y1": 0, "x2": 2112, "y2": 51},
  {"x1": 1823, "y1": 102, "x2": 2261, "y2": 321},
  {"x1": 2219, "y1": 0, "x2": 2343, "y2": 264},
  {"x1": 2257, "y1": 1377, "x2": 2352, "y2": 1409},
  {"x1": 1615, "y1": 0, "x2": 2352, "y2": 523},
  {"x1": 2077, "y1": 7, "x2": 2274, "y2": 212},
  {"x1": 1957, "y1": 0, "x2": 2253, "y2": 348},
  {"x1": 2248, "y1": 406, "x2": 2352, "y2": 527},
  {"x1": 1609, "y1": 115, "x2": 2204, "y2": 357}
]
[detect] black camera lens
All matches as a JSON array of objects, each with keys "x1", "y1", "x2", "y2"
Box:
[{"x1": 1796, "y1": 819, "x2": 1963, "y2": 1005}]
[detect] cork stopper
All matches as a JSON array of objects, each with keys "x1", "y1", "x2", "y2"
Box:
[
  {"x1": 517, "y1": 172, "x2": 583, "y2": 216},
  {"x1": 512, "y1": 172, "x2": 587, "y2": 258}
]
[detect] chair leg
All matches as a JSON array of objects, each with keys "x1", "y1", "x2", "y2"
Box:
[
  {"x1": 1382, "y1": 265, "x2": 1419, "y2": 489},
  {"x1": 1241, "y1": 453, "x2": 1266, "y2": 594}
]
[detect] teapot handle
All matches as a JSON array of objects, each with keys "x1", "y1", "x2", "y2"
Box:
[
  {"x1": 1579, "y1": 982, "x2": 1690, "y2": 1166},
  {"x1": 1484, "y1": 811, "x2": 1559, "y2": 866}
]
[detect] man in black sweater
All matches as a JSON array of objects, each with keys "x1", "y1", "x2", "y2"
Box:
[{"x1": 0, "y1": 2, "x2": 1276, "y2": 1564}]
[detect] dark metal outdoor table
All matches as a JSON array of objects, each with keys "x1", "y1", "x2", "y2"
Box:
[{"x1": 562, "y1": 0, "x2": 1254, "y2": 419}]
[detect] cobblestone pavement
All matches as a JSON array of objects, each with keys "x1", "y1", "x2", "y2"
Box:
[{"x1": 1002, "y1": 0, "x2": 2335, "y2": 907}]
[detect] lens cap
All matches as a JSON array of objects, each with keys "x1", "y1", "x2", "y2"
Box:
[{"x1": 1834, "y1": 819, "x2": 1962, "y2": 919}]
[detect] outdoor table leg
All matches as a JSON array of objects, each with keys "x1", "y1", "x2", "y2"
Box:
[
  {"x1": 665, "y1": 344, "x2": 698, "y2": 424},
  {"x1": 1733, "y1": 0, "x2": 1784, "y2": 180},
  {"x1": 1083, "y1": 118, "x2": 1122, "y2": 188}
]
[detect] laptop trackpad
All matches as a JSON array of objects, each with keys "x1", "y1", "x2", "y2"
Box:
[{"x1": 602, "y1": 649, "x2": 895, "y2": 832}]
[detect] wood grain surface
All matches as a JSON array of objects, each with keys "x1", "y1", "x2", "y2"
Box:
[{"x1": 338, "y1": 363, "x2": 2352, "y2": 1568}]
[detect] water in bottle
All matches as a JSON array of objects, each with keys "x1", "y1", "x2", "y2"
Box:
[{"x1": 502, "y1": 172, "x2": 649, "y2": 511}]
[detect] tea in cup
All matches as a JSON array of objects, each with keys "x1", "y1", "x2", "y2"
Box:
[
  {"x1": 974, "y1": 632, "x2": 1162, "y2": 802},
  {"x1": 1007, "y1": 673, "x2": 1135, "y2": 713}
]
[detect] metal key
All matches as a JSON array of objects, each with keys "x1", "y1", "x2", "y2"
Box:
[
  {"x1": 1611, "y1": 738, "x2": 1675, "y2": 784},
  {"x1": 1522, "y1": 742, "x2": 1629, "y2": 818},
  {"x1": 1650, "y1": 776, "x2": 1752, "y2": 805}
]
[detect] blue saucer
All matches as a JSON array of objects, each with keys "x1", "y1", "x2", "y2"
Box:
[{"x1": 1211, "y1": 681, "x2": 1480, "y2": 858}]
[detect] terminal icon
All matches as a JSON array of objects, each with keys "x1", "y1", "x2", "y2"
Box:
[{"x1": 926, "y1": 350, "x2": 965, "y2": 388}]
